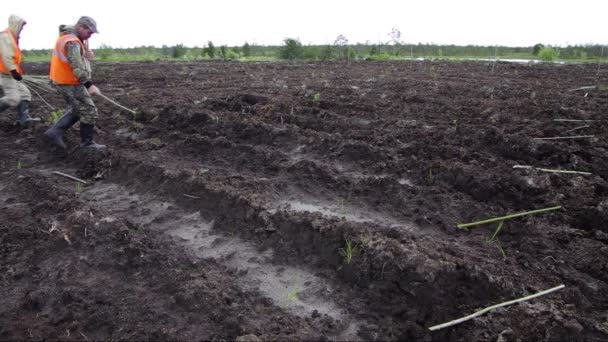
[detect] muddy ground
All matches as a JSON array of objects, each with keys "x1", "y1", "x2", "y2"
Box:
[{"x1": 1, "y1": 60, "x2": 607, "y2": 341}]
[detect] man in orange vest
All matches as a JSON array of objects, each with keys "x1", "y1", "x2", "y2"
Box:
[
  {"x1": 0, "y1": 14, "x2": 40, "y2": 125},
  {"x1": 45, "y1": 16, "x2": 105, "y2": 150}
]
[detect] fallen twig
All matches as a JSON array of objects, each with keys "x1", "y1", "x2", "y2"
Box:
[
  {"x1": 513, "y1": 165, "x2": 591, "y2": 176},
  {"x1": 97, "y1": 93, "x2": 137, "y2": 114},
  {"x1": 553, "y1": 119, "x2": 598, "y2": 122},
  {"x1": 457, "y1": 206, "x2": 561, "y2": 230},
  {"x1": 52, "y1": 171, "x2": 87, "y2": 184},
  {"x1": 533, "y1": 135, "x2": 594, "y2": 140},
  {"x1": 563, "y1": 125, "x2": 590, "y2": 134},
  {"x1": 428, "y1": 284, "x2": 566, "y2": 331},
  {"x1": 568, "y1": 85, "x2": 596, "y2": 92},
  {"x1": 183, "y1": 194, "x2": 201, "y2": 199},
  {"x1": 79, "y1": 331, "x2": 89, "y2": 341}
]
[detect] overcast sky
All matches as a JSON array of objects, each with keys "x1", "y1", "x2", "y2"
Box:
[{"x1": 7, "y1": 0, "x2": 608, "y2": 50}]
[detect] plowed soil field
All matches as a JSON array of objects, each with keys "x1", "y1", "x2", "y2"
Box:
[{"x1": 1, "y1": 60, "x2": 607, "y2": 341}]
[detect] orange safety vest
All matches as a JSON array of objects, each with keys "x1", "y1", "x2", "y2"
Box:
[
  {"x1": 0, "y1": 30, "x2": 22, "y2": 74},
  {"x1": 49, "y1": 34, "x2": 85, "y2": 85}
]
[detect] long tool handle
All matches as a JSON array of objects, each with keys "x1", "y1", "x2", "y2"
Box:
[{"x1": 97, "y1": 93, "x2": 137, "y2": 114}]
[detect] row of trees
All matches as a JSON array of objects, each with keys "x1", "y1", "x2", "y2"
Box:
[{"x1": 22, "y1": 39, "x2": 606, "y2": 62}]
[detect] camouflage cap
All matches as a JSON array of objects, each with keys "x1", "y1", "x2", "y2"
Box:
[{"x1": 76, "y1": 16, "x2": 98, "y2": 33}]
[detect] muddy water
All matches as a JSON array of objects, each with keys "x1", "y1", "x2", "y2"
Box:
[{"x1": 81, "y1": 182, "x2": 363, "y2": 340}]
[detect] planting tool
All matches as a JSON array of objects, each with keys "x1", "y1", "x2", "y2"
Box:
[
  {"x1": 24, "y1": 82, "x2": 55, "y2": 110},
  {"x1": 96, "y1": 93, "x2": 137, "y2": 115}
]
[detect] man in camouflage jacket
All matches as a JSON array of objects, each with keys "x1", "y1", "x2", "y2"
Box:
[{"x1": 45, "y1": 16, "x2": 105, "y2": 150}]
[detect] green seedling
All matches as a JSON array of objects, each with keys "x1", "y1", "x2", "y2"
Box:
[
  {"x1": 338, "y1": 198, "x2": 346, "y2": 215},
  {"x1": 487, "y1": 220, "x2": 504, "y2": 243},
  {"x1": 458, "y1": 206, "x2": 562, "y2": 259},
  {"x1": 486, "y1": 221, "x2": 507, "y2": 258},
  {"x1": 312, "y1": 92, "x2": 321, "y2": 105},
  {"x1": 339, "y1": 240, "x2": 357, "y2": 264},
  {"x1": 75, "y1": 182, "x2": 83, "y2": 193},
  {"x1": 287, "y1": 289, "x2": 298, "y2": 301},
  {"x1": 491, "y1": 240, "x2": 507, "y2": 259},
  {"x1": 17, "y1": 159, "x2": 22, "y2": 170},
  {"x1": 359, "y1": 234, "x2": 370, "y2": 247},
  {"x1": 48, "y1": 110, "x2": 62, "y2": 124}
]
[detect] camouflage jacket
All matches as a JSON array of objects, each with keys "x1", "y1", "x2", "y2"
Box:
[{"x1": 58, "y1": 24, "x2": 92, "y2": 83}]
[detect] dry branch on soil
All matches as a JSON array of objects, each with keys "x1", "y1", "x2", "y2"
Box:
[
  {"x1": 513, "y1": 165, "x2": 592, "y2": 176},
  {"x1": 457, "y1": 206, "x2": 562, "y2": 230},
  {"x1": 52, "y1": 171, "x2": 87, "y2": 184},
  {"x1": 428, "y1": 284, "x2": 566, "y2": 331},
  {"x1": 533, "y1": 135, "x2": 595, "y2": 140}
]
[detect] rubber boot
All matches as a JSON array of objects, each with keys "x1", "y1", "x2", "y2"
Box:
[
  {"x1": 44, "y1": 112, "x2": 79, "y2": 149},
  {"x1": 16, "y1": 101, "x2": 41, "y2": 126},
  {"x1": 79, "y1": 123, "x2": 106, "y2": 150}
]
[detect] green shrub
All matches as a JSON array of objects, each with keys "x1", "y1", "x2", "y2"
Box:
[
  {"x1": 279, "y1": 38, "x2": 303, "y2": 60},
  {"x1": 242, "y1": 42, "x2": 251, "y2": 57},
  {"x1": 172, "y1": 44, "x2": 187, "y2": 58},
  {"x1": 538, "y1": 47, "x2": 558, "y2": 61},
  {"x1": 97, "y1": 44, "x2": 113, "y2": 61},
  {"x1": 203, "y1": 41, "x2": 216, "y2": 58},
  {"x1": 368, "y1": 53, "x2": 392, "y2": 61},
  {"x1": 532, "y1": 43, "x2": 544, "y2": 56},
  {"x1": 225, "y1": 49, "x2": 240, "y2": 60},
  {"x1": 320, "y1": 45, "x2": 333, "y2": 60}
]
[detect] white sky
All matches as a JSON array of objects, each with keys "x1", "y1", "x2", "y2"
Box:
[{"x1": 7, "y1": 0, "x2": 608, "y2": 50}]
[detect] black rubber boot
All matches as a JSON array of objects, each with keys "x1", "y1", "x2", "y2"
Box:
[
  {"x1": 79, "y1": 123, "x2": 106, "y2": 150},
  {"x1": 44, "y1": 112, "x2": 79, "y2": 149},
  {"x1": 16, "y1": 101, "x2": 41, "y2": 126}
]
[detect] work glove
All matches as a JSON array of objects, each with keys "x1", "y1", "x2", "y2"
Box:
[{"x1": 10, "y1": 70, "x2": 22, "y2": 81}]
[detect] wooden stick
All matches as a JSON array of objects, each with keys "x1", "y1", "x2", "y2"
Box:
[
  {"x1": 563, "y1": 125, "x2": 590, "y2": 133},
  {"x1": 52, "y1": 171, "x2": 87, "y2": 184},
  {"x1": 568, "y1": 86, "x2": 596, "y2": 92},
  {"x1": 428, "y1": 284, "x2": 565, "y2": 331},
  {"x1": 25, "y1": 83, "x2": 56, "y2": 110},
  {"x1": 513, "y1": 165, "x2": 591, "y2": 176},
  {"x1": 457, "y1": 206, "x2": 561, "y2": 230},
  {"x1": 23, "y1": 79, "x2": 54, "y2": 93},
  {"x1": 97, "y1": 93, "x2": 137, "y2": 114},
  {"x1": 183, "y1": 194, "x2": 200, "y2": 199},
  {"x1": 553, "y1": 119, "x2": 598, "y2": 122},
  {"x1": 533, "y1": 135, "x2": 594, "y2": 140}
]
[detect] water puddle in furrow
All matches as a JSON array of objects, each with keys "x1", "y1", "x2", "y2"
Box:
[
  {"x1": 273, "y1": 199, "x2": 416, "y2": 232},
  {"x1": 81, "y1": 183, "x2": 362, "y2": 340}
]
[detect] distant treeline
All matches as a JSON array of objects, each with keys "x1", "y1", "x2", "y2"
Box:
[{"x1": 22, "y1": 40, "x2": 606, "y2": 62}]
